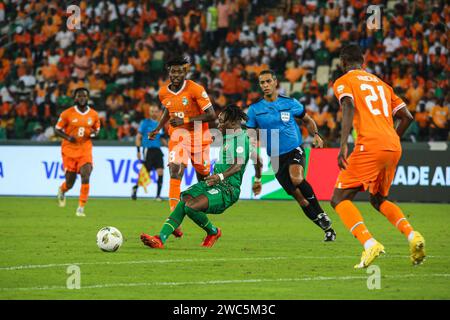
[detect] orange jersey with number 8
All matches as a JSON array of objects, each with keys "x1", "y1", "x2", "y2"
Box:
[
  {"x1": 56, "y1": 106, "x2": 100, "y2": 158},
  {"x1": 333, "y1": 69, "x2": 407, "y2": 152}
]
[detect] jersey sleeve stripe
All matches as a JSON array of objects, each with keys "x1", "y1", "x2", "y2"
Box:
[
  {"x1": 392, "y1": 103, "x2": 406, "y2": 115},
  {"x1": 338, "y1": 93, "x2": 354, "y2": 102},
  {"x1": 55, "y1": 125, "x2": 63, "y2": 130},
  {"x1": 201, "y1": 102, "x2": 213, "y2": 111}
]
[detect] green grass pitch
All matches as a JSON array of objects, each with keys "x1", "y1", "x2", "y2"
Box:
[{"x1": 0, "y1": 197, "x2": 449, "y2": 299}]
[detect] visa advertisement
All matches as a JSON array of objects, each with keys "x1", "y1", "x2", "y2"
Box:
[{"x1": 0, "y1": 146, "x2": 448, "y2": 202}]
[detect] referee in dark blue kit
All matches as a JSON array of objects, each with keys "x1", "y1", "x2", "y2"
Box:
[
  {"x1": 246, "y1": 70, "x2": 336, "y2": 241},
  {"x1": 132, "y1": 104, "x2": 167, "y2": 201}
]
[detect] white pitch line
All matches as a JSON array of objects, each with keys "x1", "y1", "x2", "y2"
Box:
[
  {"x1": 1, "y1": 274, "x2": 450, "y2": 292},
  {"x1": 0, "y1": 255, "x2": 446, "y2": 271},
  {"x1": 0, "y1": 256, "x2": 322, "y2": 271}
]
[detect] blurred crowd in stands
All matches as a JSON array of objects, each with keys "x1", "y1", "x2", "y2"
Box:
[{"x1": 0, "y1": 0, "x2": 448, "y2": 144}]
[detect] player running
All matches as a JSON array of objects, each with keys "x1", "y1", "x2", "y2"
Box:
[
  {"x1": 331, "y1": 44, "x2": 426, "y2": 268},
  {"x1": 141, "y1": 105, "x2": 262, "y2": 248},
  {"x1": 132, "y1": 104, "x2": 167, "y2": 201},
  {"x1": 55, "y1": 88, "x2": 100, "y2": 217},
  {"x1": 149, "y1": 56, "x2": 217, "y2": 237},
  {"x1": 246, "y1": 70, "x2": 336, "y2": 242}
]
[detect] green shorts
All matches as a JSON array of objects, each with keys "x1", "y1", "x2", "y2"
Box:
[{"x1": 181, "y1": 181, "x2": 239, "y2": 214}]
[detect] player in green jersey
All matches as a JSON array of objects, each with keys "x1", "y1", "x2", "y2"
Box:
[{"x1": 140, "y1": 105, "x2": 263, "y2": 248}]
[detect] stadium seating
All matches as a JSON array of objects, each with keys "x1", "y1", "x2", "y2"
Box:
[
  {"x1": 0, "y1": 0, "x2": 447, "y2": 142},
  {"x1": 316, "y1": 66, "x2": 330, "y2": 86}
]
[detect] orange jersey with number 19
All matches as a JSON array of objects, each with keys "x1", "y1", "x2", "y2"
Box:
[
  {"x1": 158, "y1": 80, "x2": 212, "y2": 138},
  {"x1": 333, "y1": 69, "x2": 407, "y2": 152},
  {"x1": 56, "y1": 106, "x2": 100, "y2": 158}
]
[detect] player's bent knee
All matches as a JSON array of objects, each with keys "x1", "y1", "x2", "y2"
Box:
[
  {"x1": 330, "y1": 195, "x2": 342, "y2": 209},
  {"x1": 181, "y1": 194, "x2": 192, "y2": 203},
  {"x1": 290, "y1": 176, "x2": 304, "y2": 187},
  {"x1": 369, "y1": 194, "x2": 385, "y2": 211}
]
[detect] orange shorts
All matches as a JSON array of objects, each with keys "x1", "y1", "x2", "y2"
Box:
[
  {"x1": 62, "y1": 152, "x2": 93, "y2": 173},
  {"x1": 335, "y1": 148, "x2": 402, "y2": 197},
  {"x1": 168, "y1": 139, "x2": 210, "y2": 176}
]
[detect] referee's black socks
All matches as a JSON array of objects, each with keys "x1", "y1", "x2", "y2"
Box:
[
  {"x1": 298, "y1": 180, "x2": 332, "y2": 231},
  {"x1": 157, "y1": 175, "x2": 163, "y2": 198}
]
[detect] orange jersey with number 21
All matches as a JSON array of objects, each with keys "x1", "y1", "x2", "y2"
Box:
[
  {"x1": 333, "y1": 69, "x2": 407, "y2": 196},
  {"x1": 333, "y1": 69, "x2": 407, "y2": 152}
]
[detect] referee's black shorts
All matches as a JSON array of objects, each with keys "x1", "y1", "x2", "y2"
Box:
[
  {"x1": 143, "y1": 147, "x2": 164, "y2": 171},
  {"x1": 270, "y1": 146, "x2": 306, "y2": 195}
]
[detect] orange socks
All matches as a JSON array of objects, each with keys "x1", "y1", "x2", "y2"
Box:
[
  {"x1": 169, "y1": 178, "x2": 181, "y2": 211},
  {"x1": 60, "y1": 182, "x2": 69, "y2": 193},
  {"x1": 379, "y1": 200, "x2": 414, "y2": 239},
  {"x1": 335, "y1": 200, "x2": 374, "y2": 247},
  {"x1": 79, "y1": 183, "x2": 90, "y2": 208}
]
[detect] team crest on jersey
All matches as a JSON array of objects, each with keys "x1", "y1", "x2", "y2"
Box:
[
  {"x1": 201, "y1": 91, "x2": 208, "y2": 99},
  {"x1": 87, "y1": 118, "x2": 93, "y2": 125},
  {"x1": 281, "y1": 112, "x2": 290, "y2": 122},
  {"x1": 337, "y1": 85, "x2": 345, "y2": 93},
  {"x1": 208, "y1": 189, "x2": 219, "y2": 195},
  {"x1": 182, "y1": 97, "x2": 188, "y2": 106}
]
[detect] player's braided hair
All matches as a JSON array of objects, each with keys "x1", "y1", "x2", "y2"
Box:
[{"x1": 222, "y1": 104, "x2": 248, "y2": 123}]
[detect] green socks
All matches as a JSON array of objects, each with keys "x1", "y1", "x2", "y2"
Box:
[
  {"x1": 159, "y1": 202, "x2": 218, "y2": 243},
  {"x1": 184, "y1": 206, "x2": 218, "y2": 235},
  {"x1": 159, "y1": 201, "x2": 186, "y2": 243}
]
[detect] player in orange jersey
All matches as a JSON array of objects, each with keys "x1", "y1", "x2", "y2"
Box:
[
  {"x1": 55, "y1": 88, "x2": 100, "y2": 217},
  {"x1": 330, "y1": 45, "x2": 426, "y2": 268},
  {"x1": 149, "y1": 56, "x2": 217, "y2": 237}
]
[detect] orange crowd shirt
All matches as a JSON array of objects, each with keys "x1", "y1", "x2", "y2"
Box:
[
  {"x1": 333, "y1": 69, "x2": 406, "y2": 152},
  {"x1": 158, "y1": 80, "x2": 212, "y2": 145},
  {"x1": 56, "y1": 106, "x2": 100, "y2": 158}
]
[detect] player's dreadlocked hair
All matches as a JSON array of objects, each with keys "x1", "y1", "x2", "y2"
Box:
[{"x1": 222, "y1": 104, "x2": 248, "y2": 123}]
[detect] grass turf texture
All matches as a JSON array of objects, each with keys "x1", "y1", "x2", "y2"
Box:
[{"x1": 0, "y1": 197, "x2": 449, "y2": 300}]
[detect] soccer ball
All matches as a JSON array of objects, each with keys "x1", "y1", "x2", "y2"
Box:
[{"x1": 96, "y1": 227, "x2": 123, "y2": 252}]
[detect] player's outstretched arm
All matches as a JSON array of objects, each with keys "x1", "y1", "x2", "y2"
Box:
[
  {"x1": 338, "y1": 96, "x2": 355, "y2": 170},
  {"x1": 394, "y1": 107, "x2": 414, "y2": 138},
  {"x1": 150, "y1": 108, "x2": 169, "y2": 139},
  {"x1": 55, "y1": 128, "x2": 76, "y2": 143},
  {"x1": 205, "y1": 161, "x2": 244, "y2": 187},
  {"x1": 302, "y1": 113, "x2": 324, "y2": 148},
  {"x1": 186, "y1": 106, "x2": 217, "y2": 124},
  {"x1": 135, "y1": 132, "x2": 143, "y2": 161},
  {"x1": 252, "y1": 152, "x2": 263, "y2": 195}
]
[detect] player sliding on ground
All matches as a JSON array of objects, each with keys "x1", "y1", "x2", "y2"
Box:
[
  {"x1": 55, "y1": 88, "x2": 100, "y2": 217},
  {"x1": 149, "y1": 55, "x2": 217, "y2": 238},
  {"x1": 331, "y1": 44, "x2": 426, "y2": 268},
  {"x1": 141, "y1": 105, "x2": 262, "y2": 248}
]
